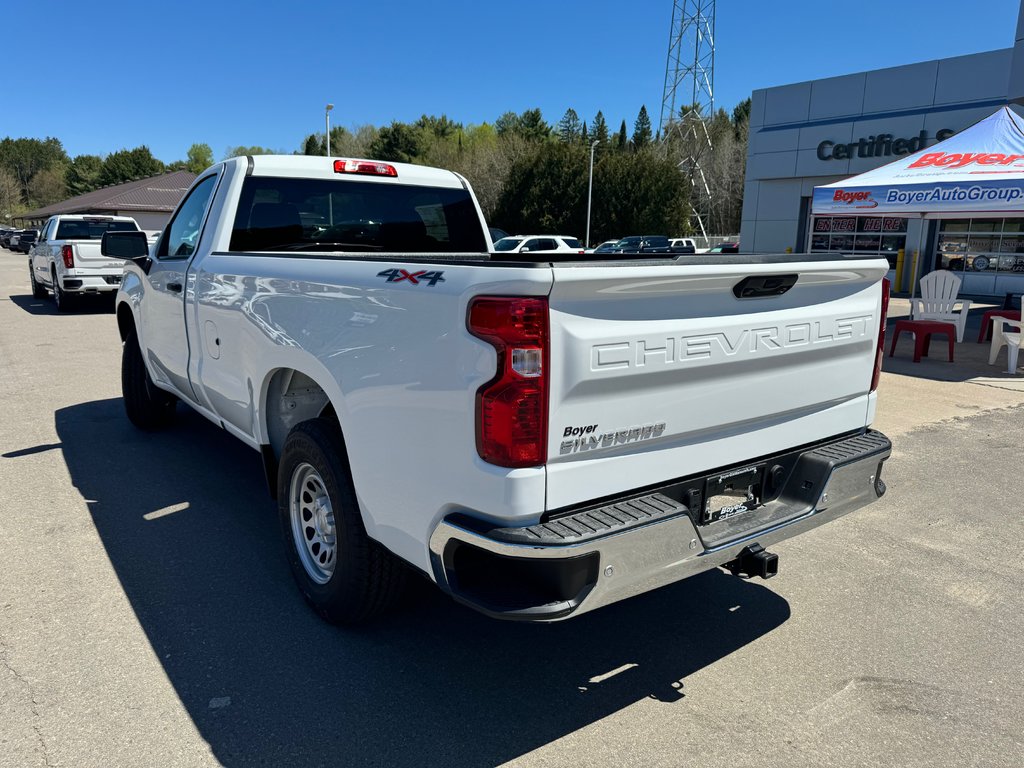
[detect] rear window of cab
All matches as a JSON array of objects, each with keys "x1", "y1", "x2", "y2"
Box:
[{"x1": 229, "y1": 177, "x2": 488, "y2": 253}]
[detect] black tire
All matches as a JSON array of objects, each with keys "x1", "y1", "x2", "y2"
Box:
[
  {"x1": 121, "y1": 329, "x2": 177, "y2": 430},
  {"x1": 278, "y1": 418, "x2": 407, "y2": 625},
  {"x1": 52, "y1": 269, "x2": 74, "y2": 313},
  {"x1": 29, "y1": 262, "x2": 46, "y2": 298}
]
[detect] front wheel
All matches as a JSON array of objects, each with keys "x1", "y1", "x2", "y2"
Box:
[
  {"x1": 121, "y1": 329, "x2": 177, "y2": 429},
  {"x1": 278, "y1": 418, "x2": 407, "y2": 625}
]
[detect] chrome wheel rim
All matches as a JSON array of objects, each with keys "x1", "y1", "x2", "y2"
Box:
[{"x1": 289, "y1": 462, "x2": 336, "y2": 584}]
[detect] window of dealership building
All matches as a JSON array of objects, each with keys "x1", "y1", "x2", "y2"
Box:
[{"x1": 741, "y1": 1, "x2": 1024, "y2": 295}]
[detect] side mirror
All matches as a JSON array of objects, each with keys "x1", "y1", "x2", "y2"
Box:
[
  {"x1": 520, "y1": 246, "x2": 531, "y2": 252},
  {"x1": 102, "y1": 230, "x2": 149, "y2": 261}
]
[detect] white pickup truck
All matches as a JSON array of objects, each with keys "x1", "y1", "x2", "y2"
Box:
[
  {"x1": 103, "y1": 155, "x2": 892, "y2": 625},
  {"x1": 29, "y1": 214, "x2": 141, "y2": 310}
]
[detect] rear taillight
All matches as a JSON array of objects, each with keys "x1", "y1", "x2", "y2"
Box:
[
  {"x1": 61, "y1": 244, "x2": 74, "y2": 269},
  {"x1": 871, "y1": 277, "x2": 890, "y2": 392},
  {"x1": 468, "y1": 297, "x2": 549, "y2": 468}
]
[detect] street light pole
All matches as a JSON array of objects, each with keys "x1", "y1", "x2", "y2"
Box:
[
  {"x1": 586, "y1": 140, "x2": 600, "y2": 249},
  {"x1": 325, "y1": 103, "x2": 334, "y2": 158},
  {"x1": 325, "y1": 104, "x2": 335, "y2": 228}
]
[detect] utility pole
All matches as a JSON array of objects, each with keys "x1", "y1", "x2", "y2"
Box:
[
  {"x1": 325, "y1": 103, "x2": 334, "y2": 158},
  {"x1": 586, "y1": 140, "x2": 600, "y2": 248},
  {"x1": 660, "y1": 1, "x2": 716, "y2": 241}
]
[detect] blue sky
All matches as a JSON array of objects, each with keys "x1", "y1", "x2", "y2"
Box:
[{"x1": 2, "y1": 0, "x2": 1021, "y2": 163}]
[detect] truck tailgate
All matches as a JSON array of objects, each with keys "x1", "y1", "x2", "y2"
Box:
[
  {"x1": 545, "y1": 257, "x2": 888, "y2": 510},
  {"x1": 71, "y1": 240, "x2": 125, "y2": 269}
]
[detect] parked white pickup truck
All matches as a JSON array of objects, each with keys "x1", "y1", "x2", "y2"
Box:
[
  {"x1": 29, "y1": 214, "x2": 141, "y2": 310},
  {"x1": 103, "y1": 155, "x2": 892, "y2": 625}
]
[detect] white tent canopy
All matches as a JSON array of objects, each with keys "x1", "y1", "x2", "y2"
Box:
[{"x1": 812, "y1": 106, "x2": 1024, "y2": 218}]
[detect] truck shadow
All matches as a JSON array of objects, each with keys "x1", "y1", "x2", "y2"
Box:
[
  {"x1": 8, "y1": 293, "x2": 115, "y2": 315},
  {"x1": 54, "y1": 399, "x2": 791, "y2": 768}
]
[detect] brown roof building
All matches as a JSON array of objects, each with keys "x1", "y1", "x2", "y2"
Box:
[{"x1": 17, "y1": 170, "x2": 197, "y2": 231}]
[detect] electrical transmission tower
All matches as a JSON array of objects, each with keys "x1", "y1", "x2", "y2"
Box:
[{"x1": 660, "y1": 0, "x2": 716, "y2": 240}]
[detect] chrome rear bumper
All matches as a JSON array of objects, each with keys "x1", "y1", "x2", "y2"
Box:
[{"x1": 428, "y1": 430, "x2": 891, "y2": 621}]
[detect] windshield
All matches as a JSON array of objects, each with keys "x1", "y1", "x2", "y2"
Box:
[
  {"x1": 493, "y1": 237, "x2": 524, "y2": 252},
  {"x1": 229, "y1": 177, "x2": 488, "y2": 253},
  {"x1": 56, "y1": 220, "x2": 138, "y2": 239}
]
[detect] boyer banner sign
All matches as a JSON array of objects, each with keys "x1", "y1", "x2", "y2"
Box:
[
  {"x1": 812, "y1": 178, "x2": 1024, "y2": 215},
  {"x1": 812, "y1": 107, "x2": 1024, "y2": 217}
]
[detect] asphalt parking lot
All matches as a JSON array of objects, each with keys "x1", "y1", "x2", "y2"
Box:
[{"x1": 1, "y1": 249, "x2": 1023, "y2": 767}]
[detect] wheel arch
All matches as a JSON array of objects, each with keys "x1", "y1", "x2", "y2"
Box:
[
  {"x1": 259, "y1": 365, "x2": 348, "y2": 499},
  {"x1": 115, "y1": 300, "x2": 136, "y2": 342}
]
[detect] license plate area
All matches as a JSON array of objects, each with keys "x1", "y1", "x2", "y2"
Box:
[{"x1": 702, "y1": 464, "x2": 764, "y2": 524}]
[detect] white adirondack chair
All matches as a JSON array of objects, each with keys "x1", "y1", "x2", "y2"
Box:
[
  {"x1": 909, "y1": 270, "x2": 972, "y2": 343},
  {"x1": 989, "y1": 317, "x2": 1024, "y2": 373}
]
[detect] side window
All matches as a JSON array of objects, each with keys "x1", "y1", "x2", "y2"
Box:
[
  {"x1": 523, "y1": 239, "x2": 540, "y2": 251},
  {"x1": 158, "y1": 175, "x2": 218, "y2": 259},
  {"x1": 537, "y1": 239, "x2": 557, "y2": 251}
]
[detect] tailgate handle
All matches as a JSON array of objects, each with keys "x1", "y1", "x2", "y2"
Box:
[{"x1": 733, "y1": 274, "x2": 798, "y2": 299}]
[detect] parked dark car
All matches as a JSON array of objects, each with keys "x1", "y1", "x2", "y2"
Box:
[
  {"x1": 0, "y1": 228, "x2": 18, "y2": 248},
  {"x1": 14, "y1": 229, "x2": 38, "y2": 253},
  {"x1": 587, "y1": 239, "x2": 621, "y2": 254},
  {"x1": 612, "y1": 235, "x2": 672, "y2": 254},
  {"x1": 707, "y1": 241, "x2": 740, "y2": 254},
  {"x1": 613, "y1": 235, "x2": 695, "y2": 255}
]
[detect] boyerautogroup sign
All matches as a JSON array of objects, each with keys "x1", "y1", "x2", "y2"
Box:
[
  {"x1": 812, "y1": 108, "x2": 1024, "y2": 216},
  {"x1": 817, "y1": 129, "x2": 954, "y2": 161}
]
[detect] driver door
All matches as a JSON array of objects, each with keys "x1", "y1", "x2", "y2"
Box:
[{"x1": 139, "y1": 173, "x2": 219, "y2": 402}]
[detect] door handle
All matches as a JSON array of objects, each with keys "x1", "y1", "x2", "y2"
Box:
[
  {"x1": 167, "y1": 282, "x2": 183, "y2": 293},
  {"x1": 733, "y1": 274, "x2": 798, "y2": 299}
]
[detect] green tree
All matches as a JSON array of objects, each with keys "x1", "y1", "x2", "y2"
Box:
[
  {"x1": 492, "y1": 141, "x2": 589, "y2": 234},
  {"x1": 223, "y1": 145, "x2": 277, "y2": 159},
  {"x1": 615, "y1": 120, "x2": 628, "y2": 151},
  {"x1": 185, "y1": 143, "x2": 214, "y2": 174},
  {"x1": 301, "y1": 133, "x2": 326, "y2": 156},
  {"x1": 591, "y1": 111, "x2": 610, "y2": 146},
  {"x1": 518, "y1": 109, "x2": 550, "y2": 141},
  {"x1": 28, "y1": 167, "x2": 67, "y2": 207},
  {"x1": 97, "y1": 146, "x2": 164, "y2": 187},
  {"x1": 0, "y1": 168, "x2": 25, "y2": 223},
  {"x1": 731, "y1": 97, "x2": 752, "y2": 140},
  {"x1": 65, "y1": 154, "x2": 103, "y2": 196},
  {"x1": 494, "y1": 109, "x2": 550, "y2": 142},
  {"x1": 416, "y1": 114, "x2": 461, "y2": 139},
  {"x1": 368, "y1": 122, "x2": 423, "y2": 163},
  {"x1": 557, "y1": 108, "x2": 582, "y2": 143},
  {"x1": 0, "y1": 137, "x2": 68, "y2": 200},
  {"x1": 632, "y1": 105, "x2": 653, "y2": 150},
  {"x1": 589, "y1": 149, "x2": 689, "y2": 241},
  {"x1": 494, "y1": 111, "x2": 519, "y2": 138}
]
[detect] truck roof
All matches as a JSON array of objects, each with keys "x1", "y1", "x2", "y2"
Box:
[
  {"x1": 52, "y1": 214, "x2": 138, "y2": 221},
  {"x1": 239, "y1": 155, "x2": 466, "y2": 189}
]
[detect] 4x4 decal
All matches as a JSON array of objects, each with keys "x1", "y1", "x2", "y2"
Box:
[{"x1": 377, "y1": 268, "x2": 446, "y2": 287}]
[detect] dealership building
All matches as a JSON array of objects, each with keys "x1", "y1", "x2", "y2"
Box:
[{"x1": 741, "y1": 1, "x2": 1024, "y2": 295}]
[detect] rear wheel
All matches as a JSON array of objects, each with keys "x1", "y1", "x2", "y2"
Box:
[
  {"x1": 51, "y1": 268, "x2": 74, "y2": 313},
  {"x1": 29, "y1": 262, "x2": 46, "y2": 298},
  {"x1": 278, "y1": 418, "x2": 407, "y2": 625},
  {"x1": 121, "y1": 329, "x2": 177, "y2": 429}
]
